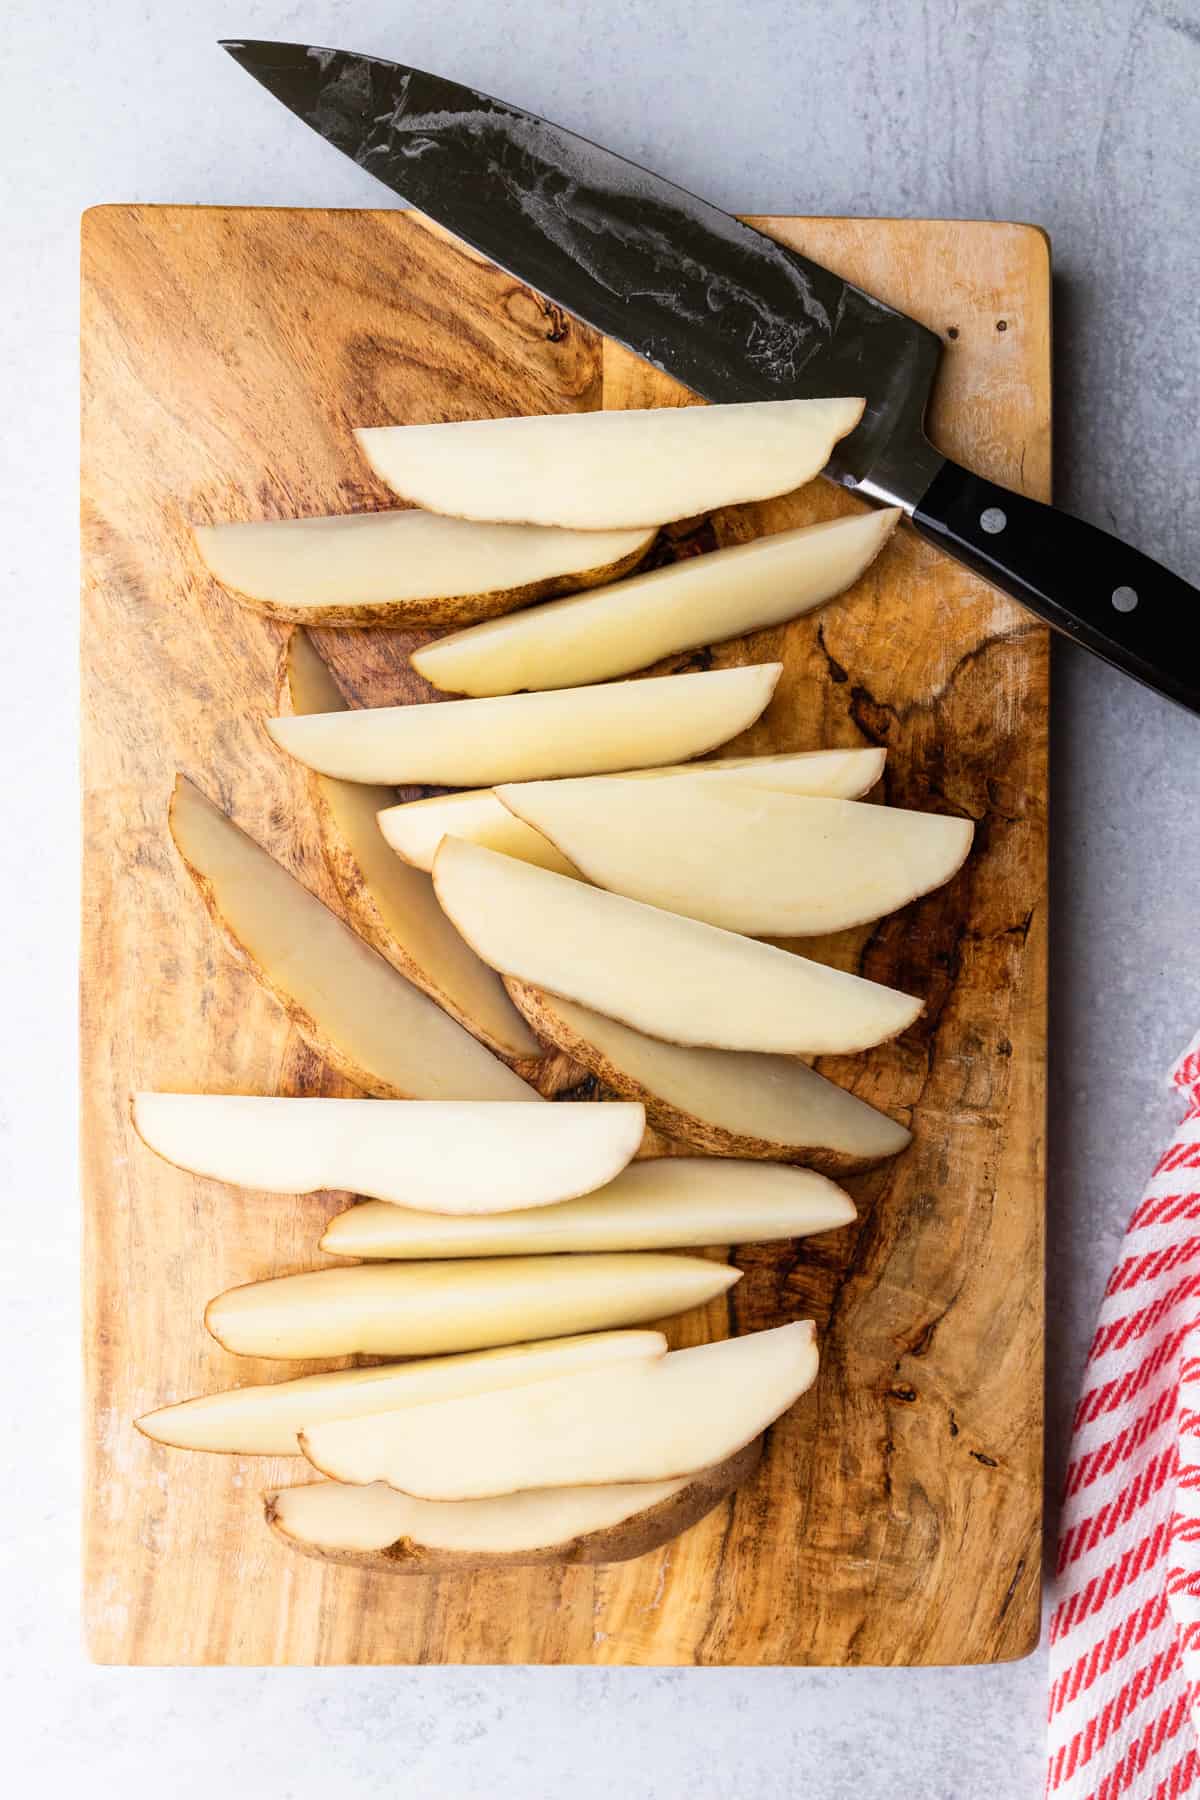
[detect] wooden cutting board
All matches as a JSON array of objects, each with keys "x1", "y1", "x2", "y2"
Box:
[{"x1": 81, "y1": 205, "x2": 1049, "y2": 1666}]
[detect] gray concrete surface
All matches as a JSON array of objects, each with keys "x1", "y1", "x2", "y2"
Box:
[{"x1": 2, "y1": 1, "x2": 1198, "y2": 1793}]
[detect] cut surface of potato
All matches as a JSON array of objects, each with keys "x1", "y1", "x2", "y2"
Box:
[
  {"x1": 413, "y1": 509, "x2": 900, "y2": 694},
  {"x1": 206, "y1": 1253, "x2": 738, "y2": 1360},
  {"x1": 301, "y1": 1320, "x2": 817, "y2": 1498},
  {"x1": 194, "y1": 509, "x2": 655, "y2": 626},
  {"x1": 132, "y1": 1094, "x2": 645, "y2": 1215},
  {"x1": 267, "y1": 664, "x2": 781, "y2": 787},
  {"x1": 169, "y1": 777, "x2": 533, "y2": 1101},
  {"x1": 501, "y1": 781, "x2": 974, "y2": 934},
  {"x1": 322, "y1": 1159, "x2": 855, "y2": 1259},
  {"x1": 433, "y1": 838, "x2": 923, "y2": 1056},
  {"x1": 653, "y1": 747, "x2": 886, "y2": 800},
  {"x1": 285, "y1": 630, "x2": 539, "y2": 1058},
  {"x1": 136, "y1": 1330, "x2": 667, "y2": 1454},
  {"x1": 379, "y1": 788, "x2": 579, "y2": 877},
  {"x1": 267, "y1": 1442, "x2": 760, "y2": 1568},
  {"x1": 356, "y1": 399, "x2": 865, "y2": 529},
  {"x1": 377, "y1": 748, "x2": 885, "y2": 876},
  {"x1": 507, "y1": 986, "x2": 912, "y2": 1171}
]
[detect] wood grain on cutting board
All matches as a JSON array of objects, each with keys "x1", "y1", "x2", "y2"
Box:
[{"x1": 81, "y1": 206, "x2": 1049, "y2": 1665}]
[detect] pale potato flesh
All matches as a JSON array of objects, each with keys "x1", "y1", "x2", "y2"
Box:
[
  {"x1": 379, "y1": 788, "x2": 580, "y2": 877},
  {"x1": 132, "y1": 1095, "x2": 645, "y2": 1216},
  {"x1": 433, "y1": 838, "x2": 923, "y2": 1056},
  {"x1": 501, "y1": 781, "x2": 975, "y2": 935},
  {"x1": 206, "y1": 1252, "x2": 739, "y2": 1360},
  {"x1": 267, "y1": 664, "x2": 781, "y2": 787},
  {"x1": 356, "y1": 398, "x2": 865, "y2": 530},
  {"x1": 285, "y1": 629, "x2": 539, "y2": 1057},
  {"x1": 505, "y1": 986, "x2": 912, "y2": 1172},
  {"x1": 321, "y1": 1158, "x2": 855, "y2": 1259},
  {"x1": 169, "y1": 777, "x2": 533, "y2": 1101},
  {"x1": 651, "y1": 748, "x2": 886, "y2": 800},
  {"x1": 268, "y1": 1474, "x2": 690, "y2": 1554},
  {"x1": 194, "y1": 508, "x2": 655, "y2": 625},
  {"x1": 136, "y1": 1330, "x2": 667, "y2": 1454},
  {"x1": 300, "y1": 1320, "x2": 818, "y2": 1498},
  {"x1": 377, "y1": 748, "x2": 885, "y2": 876},
  {"x1": 413, "y1": 509, "x2": 901, "y2": 695}
]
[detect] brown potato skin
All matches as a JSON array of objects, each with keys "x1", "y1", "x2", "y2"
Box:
[
  {"x1": 504, "y1": 979, "x2": 906, "y2": 1176},
  {"x1": 264, "y1": 1439, "x2": 762, "y2": 1574},
  {"x1": 208, "y1": 533, "x2": 656, "y2": 629},
  {"x1": 313, "y1": 798, "x2": 543, "y2": 1064},
  {"x1": 275, "y1": 639, "x2": 543, "y2": 1064}
]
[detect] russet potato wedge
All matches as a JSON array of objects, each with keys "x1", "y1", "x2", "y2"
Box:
[
  {"x1": 168, "y1": 776, "x2": 533, "y2": 1101},
  {"x1": 206, "y1": 1252, "x2": 738, "y2": 1360},
  {"x1": 381, "y1": 788, "x2": 579, "y2": 877},
  {"x1": 132, "y1": 1094, "x2": 645, "y2": 1216},
  {"x1": 413, "y1": 509, "x2": 901, "y2": 695},
  {"x1": 300, "y1": 1321, "x2": 817, "y2": 1498},
  {"x1": 500, "y1": 780, "x2": 974, "y2": 935},
  {"x1": 377, "y1": 747, "x2": 886, "y2": 876},
  {"x1": 506, "y1": 985, "x2": 912, "y2": 1171},
  {"x1": 266, "y1": 664, "x2": 781, "y2": 787},
  {"x1": 433, "y1": 837, "x2": 923, "y2": 1056},
  {"x1": 321, "y1": 1158, "x2": 855, "y2": 1259},
  {"x1": 284, "y1": 630, "x2": 539, "y2": 1058},
  {"x1": 356, "y1": 398, "x2": 865, "y2": 529},
  {"x1": 266, "y1": 1442, "x2": 761, "y2": 1570},
  {"x1": 136, "y1": 1329, "x2": 668, "y2": 1454},
  {"x1": 194, "y1": 508, "x2": 655, "y2": 626}
]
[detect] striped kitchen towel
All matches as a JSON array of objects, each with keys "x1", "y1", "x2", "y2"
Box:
[{"x1": 1048, "y1": 1030, "x2": 1200, "y2": 1800}]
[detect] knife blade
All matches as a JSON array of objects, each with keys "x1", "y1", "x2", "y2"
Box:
[{"x1": 221, "y1": 39, "x2": 1200, "y2": 717}]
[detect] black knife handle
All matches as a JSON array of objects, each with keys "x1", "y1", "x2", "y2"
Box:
[{"x1": 911, "y1": 459, "x2": 1200, "y2": 717}]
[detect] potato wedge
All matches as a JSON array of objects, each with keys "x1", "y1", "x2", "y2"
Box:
[
  {"x1": 377, "y1": 747, "x2": 886, "y2": 876},
  {"x1": 300, "y1": 1321, "x2": 817, "y2": 1498},
  {"x1": 433, "y1": 838, "x2": 922, "y2": 1056},
  {"x1": 413, "y1": 509, "x2": 900, "y2": 694},
  {"x1": 284, "y1": 630, "x2": 540, "y2": 1057},
  {"x1": 136, "y1": 1329, "x2": 667, "y2": 1454},
  {"x1": 266, "y1": 1442, "x2": 761, "y2": 1570},
  {"x1": 321, "y1": 1159, "x2": 854, "y2": 1259},
  {"x1": 356, "y1": 398, "x2": 865, "y2": 529},
  {"x1": 168, "y1": 776, "x2": 533, "y2": 1101},
  {"x1": 506, "y1": 985, "x2": 912, "y2": 1171},
  {"x1": 194, "y1": 509, "x2": 655, "y2": 626},
  {"x1": 381, "y1": 789, "x2": 579, "y2": 877},
  {"x1": 132, "y1": 1094, "x2": 645, "y2": 1216},
  {"x1": 267, "y1": 664, "x2": 781, "y2": 787},
  {"x1": 206, "y1": 1253, "x2": 738, "y2": 1360},
  {"x1": 501, "y1": 781, "x2": 974, "y2": 935}
]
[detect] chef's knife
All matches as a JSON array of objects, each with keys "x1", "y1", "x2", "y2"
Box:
[{"x1": 222, "y1": 40, "x2": 1200, "y2": 717}]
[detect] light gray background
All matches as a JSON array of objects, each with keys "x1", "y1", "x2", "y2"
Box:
[{"x1": 3, "y1": 1, "x2": 1198, "y2": 1794}]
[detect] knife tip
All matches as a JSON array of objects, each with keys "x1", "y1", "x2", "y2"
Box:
[
  {"x1": 217, "y1": 38, "x2": 336, "y2": 66},
  {"x1": 217, "y1": 38, "x2": 284, "y2": 57},
  {"x1": 217, "y1": 38, "x2": 290, "y2": 72}
]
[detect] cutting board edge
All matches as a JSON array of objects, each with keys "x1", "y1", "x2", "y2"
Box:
[{"x1": 80, "y1": 206, "x2": 1050, "y2": 1668}]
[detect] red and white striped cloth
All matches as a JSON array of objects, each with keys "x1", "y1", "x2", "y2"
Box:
[{"x1": 1048, "y1": 1030, "x2": 1200, "y2": 1800}]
